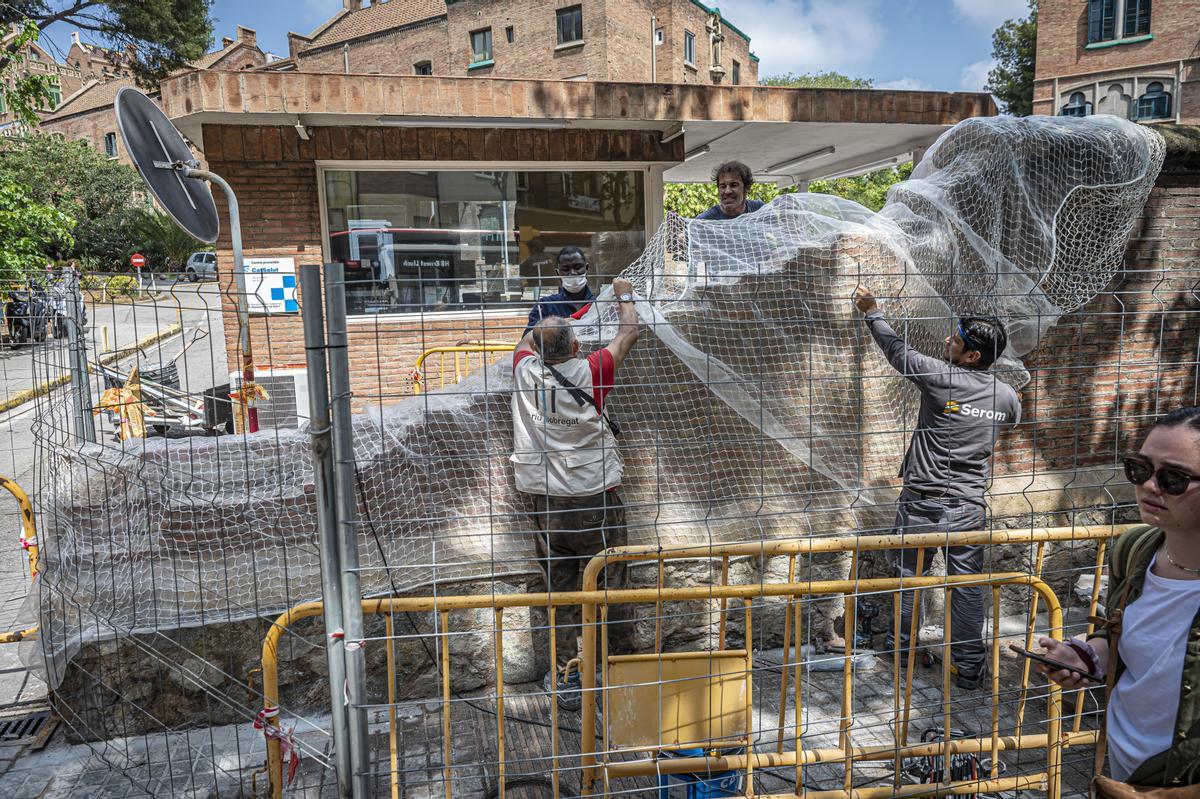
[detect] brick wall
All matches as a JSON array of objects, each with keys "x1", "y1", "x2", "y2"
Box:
[
  {"x1": 996, "y1": 133, "x2": 1200, "y2": 478},
  {"x1": 41, "y1": 105, "x2": 126, "y2": 164},
  {"x1": 1033, "y1": 0, "x2": 1199, "y2": 121},
  {"x1": 444, "y1": 0, "x2": 607, "y2": 80},
  {"x1": 203, "y1": 123, "x2": 681, "y2": 389},
  {"x1": 297, "y1": 18, "x2": 451, "y2": 75},
  {"x1": 293, "y1": 0, "x2": 757, "y2": 84}
]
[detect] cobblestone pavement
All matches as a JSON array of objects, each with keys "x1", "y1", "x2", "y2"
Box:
[{"x1": 0, "y1": 638, "x2": 1100, "y2": 798}]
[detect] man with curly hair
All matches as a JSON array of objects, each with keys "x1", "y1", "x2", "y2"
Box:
[{"x1": 696, "y1": 160, "x2": 765, "y2": 220}]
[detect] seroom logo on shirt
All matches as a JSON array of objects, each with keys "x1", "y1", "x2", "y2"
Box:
[{"x1": 944, "y1": 400, "x2": 1007, "y2": 421}]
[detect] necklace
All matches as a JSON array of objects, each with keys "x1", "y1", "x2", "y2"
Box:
[{"x1": 1165, "y1": 546, "x2": 1200, "y2": 575}]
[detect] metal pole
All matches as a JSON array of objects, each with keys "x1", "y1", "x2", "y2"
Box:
[
  {"x1": 65, "y1": 268, "x2": 95, "y2": 443},
  {"x1": 323, "y1": 262, "x2": 371, "y2": 797},
  {"x1": 651, "y1": 14, "x2": 658, "y2": 82},
  {"x1": 182, "y1": 167, "x2": 259, "y2": 433},
  {"x1": 300, "y1": 264, "x2": 353, "y2": 798}
]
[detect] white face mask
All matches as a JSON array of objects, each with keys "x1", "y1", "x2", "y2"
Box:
[{"x1": 561, "y1": 275, "x2": 587, "y2": 292}]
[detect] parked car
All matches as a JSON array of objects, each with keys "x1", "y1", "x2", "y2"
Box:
[{"x1": 184, "y1": 252, "x2": 217, "y2": 282}]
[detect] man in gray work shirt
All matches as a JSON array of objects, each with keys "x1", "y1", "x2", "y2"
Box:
[{"x1": 854, "y1": 285, "x2": 1021, "y2": 689}]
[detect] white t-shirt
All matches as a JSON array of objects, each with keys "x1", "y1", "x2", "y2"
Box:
[{"x1": 1108, "y1": 553, "x2": 1200, "y2": 780}]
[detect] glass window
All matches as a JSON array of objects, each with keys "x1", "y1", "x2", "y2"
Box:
[
  {"x1": 323, "y1": 169, "x2": 646, "y2": 317},
  {"x1": 1061, "y1": 91, "x2": 1093, "y2": 117},
  {"x1": 414, "y1": 61, "x2": 433, "y2": 75},
  {"x1": 1136, "y1": 82, "x2": 1171, "y2": 120},
  {"x1": 1088, "y1": 0, "x2": 1117, "y2": 43},
  {"x1": 684, "y1": 31, "x2": 696, "y2": 64},
  {"x1": 506, "y1": 26, "x2": 514, "y2": 43},
  {"x1": 0, "y1": 92, "x2": 6, "y2": 115},
  {"x1": 732, "y1": 60, "x2": 740, "y2": 85},
  {"x1": 470, "y1": 28, "x2": 493, "y2": 63},
  {"x1": 1124, "y1": 0, "x2": 1151, "y2": 36},
  {"x1": 47, "y1": 78, "x2": 61, "y2": 109},
  {"x1": 103, "y1": 132, "x2": 117, "y2": 157},
  {"x1": 556, "y1": 5, "x2": 583, "y2": 45}
]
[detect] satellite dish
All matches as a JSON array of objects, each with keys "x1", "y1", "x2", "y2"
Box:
[{"x1": 115, "y1": 87, "x2": 219, "y2": 244}]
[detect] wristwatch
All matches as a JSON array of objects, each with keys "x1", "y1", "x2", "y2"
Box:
[{"x1": 618, "y1": 293, "x2": 634, "y2": 303}]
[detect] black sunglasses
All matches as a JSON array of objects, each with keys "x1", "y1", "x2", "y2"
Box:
[{"x1": 1123, "y1": 455, "x2": 1200, "y2": 496}]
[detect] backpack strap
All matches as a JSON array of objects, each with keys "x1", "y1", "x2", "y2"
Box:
[{"x1": 542, "y1": 361, "x2": 623, "y2": 438}]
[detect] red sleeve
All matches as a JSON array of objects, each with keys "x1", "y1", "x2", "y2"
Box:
[
  {"x1": 587, "y1": 348, "x2": 616, "y2": 411},
  {"x1": 513, "y1": 349, "x2": 535, "y2": 374},
  {"x1": 570, "y1": 302, "x2": 593, "y2": 320}
]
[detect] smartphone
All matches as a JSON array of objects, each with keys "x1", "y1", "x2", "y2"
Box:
[{"x1": 1008, "y1": 644, "x2": 1103, "y2": 683}]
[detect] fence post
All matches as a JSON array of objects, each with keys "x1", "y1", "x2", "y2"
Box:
[
  {"x1": 300, "y1": 264, "x2": 353, "y2": 798},
  {"x1": 323, "y1": 262, "x2": 372, "y2": 798},
  {"x1": 66, "y1": 269, "x2": 95, "y2": 443}
]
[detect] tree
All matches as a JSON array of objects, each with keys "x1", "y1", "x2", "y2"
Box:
[
  {"x1": 0, "y1": 134, "x2": 146, "y2": 267},
  {"x1": 0, "y1": 173, "x2": 75, "y2": 283},
  {"x1": 809, "y1": 162, "x2": 914, "y2": 211},
  {"x1": 132, "y1": 208, "x2": 197, "y2": 272},
  {"x1": 0, "y1": 1, "x2": 213, "y2": 123},
  {"x1": 0, "y1": 22, "x2": 56, "y2": 126},
  {"x1": 761, "y1": 71, "x2": 873, "y2": 89},
  {"x1": 986, "y1": 1, "x2": 1037, "y2": 116}
]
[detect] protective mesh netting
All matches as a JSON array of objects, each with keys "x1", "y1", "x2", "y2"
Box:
[{"x1": 29, "y1": 115, "x2": 1163, "y2": 684}]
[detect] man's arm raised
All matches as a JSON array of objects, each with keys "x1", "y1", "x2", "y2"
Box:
[{"x1": 604, "y1": 277, "x2": 640, "y2": 370}]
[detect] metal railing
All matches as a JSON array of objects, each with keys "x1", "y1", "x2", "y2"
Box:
[
  {"x1": 0, "y1": 476, "x2": 39, "y2": 644},
  {"x1": 258, "y1": 524, "x2": 1131, "y2": 798},
  {"x1": 411, "y1": 342, "x2": 516, "y2": 394}
]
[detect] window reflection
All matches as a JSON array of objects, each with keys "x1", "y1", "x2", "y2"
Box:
[{"x1": 323, "y1": 169, "x2": 646, "y2": 316}]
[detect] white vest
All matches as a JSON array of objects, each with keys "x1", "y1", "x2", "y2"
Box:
[{"x1": 511, "y1": 354, "x2": 623, "y2": 497}]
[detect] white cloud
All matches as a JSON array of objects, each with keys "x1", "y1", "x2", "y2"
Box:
[
  {"x1": 877, "y1": 77, "x2": 935, "y2": 91},
  {"x1": 959, "y1": 59, "x2": 995, "y2": 92},
  {"x1": 736, "y1": 0, "x2": 885, "y2": 78},
  {"x1": 951, "y1": 0, "x2": 1030, "y2": 29}
]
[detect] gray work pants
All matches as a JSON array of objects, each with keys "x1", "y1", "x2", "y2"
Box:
[
  {"x1": 888, "y1": 489, "x2": 987, "y2": 676},
  {"x1": 531, "y1": 490, "x2": 633, "y2": 671}
]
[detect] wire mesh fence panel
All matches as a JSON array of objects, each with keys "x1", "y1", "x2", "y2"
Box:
[{"x1": 6, "y1": 113, "x2": 1197, "y2": 799}]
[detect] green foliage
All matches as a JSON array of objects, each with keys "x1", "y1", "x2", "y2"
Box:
[
  {"x1": 102, "y1": 275, "x2": 141, "y2": 297},
  {"x1": 810, "y1": 162, "x2": 914, "y2": 212},
  {"x1": 986, "y1": 1, "x2": 1037, "y2": 116},
  {"x1": 760, "y1": 71, "x2": 874, "y2": 89},
  {"x1": 664, "y1": 163, "x2": 912, "y2": 218},
  {"x1": 0, "y1": 134, "x2": 146, "y2": 267},
  {"x1": 131, "y1": 209, "x2": 199, "y2": 271},
  {"x1": 0, "y1": 173, "x2": 75, "y2": 283},
  {"x1": 0, "y1": 2, "x2": 213, "y2": 123}
]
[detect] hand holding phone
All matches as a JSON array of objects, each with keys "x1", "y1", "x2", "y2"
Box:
[{"x1": 1008, "y1": 643, "x2": 1103, "y2": 684}]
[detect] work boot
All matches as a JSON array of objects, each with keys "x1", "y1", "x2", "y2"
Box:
[
  {"x1": 954, "y1": 665, "x2": 987, "y2": 691},
  {"x1": 543, "y1": 659, "x2": 583, "y2": 712}
]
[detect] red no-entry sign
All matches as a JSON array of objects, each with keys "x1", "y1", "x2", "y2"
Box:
[{"x1": 130, "y1": 253, "x2": 146, "y2": 269}]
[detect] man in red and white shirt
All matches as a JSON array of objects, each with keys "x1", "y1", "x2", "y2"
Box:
[{"x1": 511, "y1": 276, "x2": 640, "y2": 710}]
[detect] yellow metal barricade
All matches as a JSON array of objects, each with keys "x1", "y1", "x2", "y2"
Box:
[
  {"x1": 0, "y1": 476, "x2": 38, "y2": 644},
  {"x1": 258, "y1": 524, "x2": 1130, "y2": 798},
  {"x1": 411, "y1": 341, "x2": 515, "y2": 394}
]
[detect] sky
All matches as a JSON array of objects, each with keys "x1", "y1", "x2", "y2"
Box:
[{"x1": 40, "y1": 0, "x2": 1032, "y2": 94}]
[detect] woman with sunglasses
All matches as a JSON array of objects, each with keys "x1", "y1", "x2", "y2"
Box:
[{"x1": 1036, "y1": 406, "x2": 1200, "y2": 786}]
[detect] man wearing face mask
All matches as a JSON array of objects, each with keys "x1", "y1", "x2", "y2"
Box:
[{"x1": 523, "y1": 246, "x2": 594, "y2": 335}]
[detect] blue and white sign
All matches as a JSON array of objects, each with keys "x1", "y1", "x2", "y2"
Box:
[{"x1": 246, "y1": 257, "x2": 298, "y2": 314}]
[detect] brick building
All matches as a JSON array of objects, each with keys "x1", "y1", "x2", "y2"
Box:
[
  {"x1": 0, "y1": 26, "x2": 86, "y2": 134},
  {"x1": 64, "y1": 31, "x2": 134, "y2": 82},
  {"x1": 40, "y1": 27, "x2": 266, "y2": 165},
  {"x1": 283, "y1": 0, "x2": 758, "y2": 85},
  {"x1": 1033, "y1": 0, "x2": 1199, "y2": 123}
]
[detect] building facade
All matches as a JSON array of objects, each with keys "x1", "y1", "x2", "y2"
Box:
[
  {"x1": 1033, "y1": 0, "x2": 1199, "y2": 123},
  {"x1": 40, "y1": 27, "x2": 266, "y2": 165},
  {"x1": 285, "y1": 0, "x2": 759, "y2": 85},
  {"x1": 0, "y1": 26, "x2": 86, "y2": 133}
]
